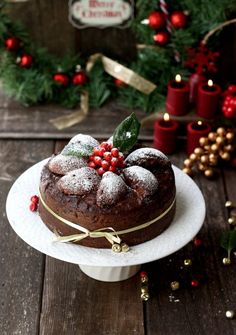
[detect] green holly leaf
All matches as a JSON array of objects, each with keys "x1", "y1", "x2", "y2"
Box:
[
  {"x1": 61, "y1": 142, "x2": 93, "y2": 157},
  {"x1": 112, "y1": 113, "x2": 141, "y2": 152},
  {"x1": 220, "y1": 230, "x2": 236, "y2": 259}
]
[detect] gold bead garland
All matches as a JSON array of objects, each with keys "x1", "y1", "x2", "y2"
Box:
[{"x1": 183, "y1": 127, "x2": 235, "y2": 178}]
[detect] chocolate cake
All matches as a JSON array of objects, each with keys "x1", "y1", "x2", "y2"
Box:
[{"x1": 38, "y1": 133, "x2": 176, "y2": 250}]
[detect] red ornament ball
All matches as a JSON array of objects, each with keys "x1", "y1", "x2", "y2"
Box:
[
  {"x1": 73, "y1": 71, "x2": 87, "y2": 85},
  {"x1": 191, "y1": 279, "x2": 200, "y2": 287},
  {"x1": 53, "y1": 73, "x2": 70, "y2": 86},
  {"x1": 5, "y1": 37, "x2": 21, "y2": 51},
  {"x1": 20, "y1": 54, "x2": 33, "y2": 68},
  {"x1": 148, "y1": 11, "x2": 166, "y2": 29},
  {"x1": 153, "y1": 31, "x2": 169, "y2": 46},
  {"x1": 170, "y1": 11, "x2": 187, "y2": 29}
]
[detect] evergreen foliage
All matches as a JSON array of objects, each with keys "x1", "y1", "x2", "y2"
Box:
[{"x1": 0, "y1": 0, "x2": 235, "y2": 111}]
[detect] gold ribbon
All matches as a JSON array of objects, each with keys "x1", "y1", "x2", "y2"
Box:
[
  {"x1": 87, "y1": 53, "x2": 157, "y2": 94},
  {"x1": 39, "y1": 191, "x2": 175, "y2": 249},
  {"x1": 49, "y1": 90, "x2": 89, "y2": 130},
  {"x1": 50, "y1": 53, "x2": 157, "y2": 130}
]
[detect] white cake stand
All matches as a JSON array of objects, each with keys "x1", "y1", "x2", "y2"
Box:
[{"x1": 6, "y1": 159, "x2": 205, "y2": 282}]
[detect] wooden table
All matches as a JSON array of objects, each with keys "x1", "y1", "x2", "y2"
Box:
[{"x1": 0, "y1": 91, "x2": 236, "y2": 335}]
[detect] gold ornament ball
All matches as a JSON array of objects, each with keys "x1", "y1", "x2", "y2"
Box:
[
  {"x1": 226, "y1": 310, "x2": 235, "y2": 319},
  {"x1": 220, "y1": 152, "x2": 230, "y2": 161},
  {"x1": 204, "y1": 145, "x2": 211, "y2": 151},
  {"x1": 200, "y1": 155, "x2": 209, "y2": 164},
  {"x1": 189, "y1": 153, "x2": 197, "y2": 161},
  {"x1": 198, "y1": 163, "x2": 207, "y2": 171},
  {"x1": 208, "y1": 132, "x2": 217, "y2": 141},
  {"x1": 184, "y1": 259, "x2": 192, "y2": 267},
  {"x1": 184, "y1": 158, "x2": 193, "y2": 168},
  {"x1": 228, "y1": 217, "x2": 236, "y2": 225},
  {"x1": 225, "y1": 200, "x2": 233, "y2": 208},
  {"x1": 204, "y1": 169, "x2": 214, "y2": 178},
  {"x1": 223, "y1": 257, "x2": 231, "y2": 265},
  {"x1": 194, "y1": 147, "x2": 204, "y2": 156},
  {"x1": 170, "y1": 281, "x2": 180, "y2": 291},
  {"x1": 224, "y1": 144, "x2": 234, "y2": 152},
  {"x1": 182, "y1": 167, "x2": 192, "y2": 176},
  {"x1": 226, "y1": 132, "x2": 234, "y2": 141},
  {"x1": 216, "y1": 136, "x2": 225, "y2": 145},
  {"x1": 209, "y1": 154, "x2": 218, "y2": 166},
  {"x1": 199, "y1": 137, "x2": 208, "y2": 146},
  {"x1": 210, "y1": 144, "x2": 219, "y2": 153},
  {"x1": 216, "y1": 127, "x2": 226, "y2": 136}
]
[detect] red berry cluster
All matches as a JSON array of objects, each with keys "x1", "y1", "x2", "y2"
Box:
[
  {"x1": 88, "y1": 142, "x2": 125, "y2": 176},
  {"x1": 30, "y1": 195, "x2": 39, "y2": 212},
  {"x1": 222, "y1": 85, "x2": 236, "y2": 119}
]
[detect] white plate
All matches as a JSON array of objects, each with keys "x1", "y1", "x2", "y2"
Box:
[{"x1": 6, "y1": 159, "x2": 205, "y2": 267}]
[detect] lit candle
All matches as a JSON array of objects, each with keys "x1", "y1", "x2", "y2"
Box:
[
  {"x1": 197, "y1": 79, "x2": 221, "y2": 119},
  {"x1": 166, "y1": 74, "x2": 190, "y2": 116},
  {"x1": 187, "y1": 120, "x2": 211, "y2": 155},
  {"x1": 153, "y1": 113, "x2": 179, "y2": 155}
]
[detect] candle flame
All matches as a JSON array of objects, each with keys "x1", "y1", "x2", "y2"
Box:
[
  {"x1": 141, "y1": 19, "x2": 149, "y2": 25},
  {"x1": 208, "y1": 79, "x2": 213, "y2": 87},
  {"x1": 164, "y1": 113, "x2": 170, "y2": 122},
  {"x1": 197, "y1": 121, "x2": 203, "y2": 126},
  {"x1": 175, "y1": 74, "x2": 181, "y2": 83}
]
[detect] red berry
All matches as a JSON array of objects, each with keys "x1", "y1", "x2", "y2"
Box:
[
  {"x1": 119, "y1": 161, "x2": 126, "y2": 168},
  {"x1": 193, "y1": 238, "x2": 202, "y2": 247},
  {"x1": 191, "y1": 279, "x2": 200, "y2": 287},
  {"x1": 109, "y1": 166, "x2": 117, "y2": 173},
  {"x1": 98, "y1": 147, "x2": 106, "y2": 156},
  {"x1": 93, "y1": 147, "x2": 100, "y2": 155},
  {"x1": 111, "y1": 148, "x2": 119, "y2": 157},
  {"x1": 30, "y1": 195, "x2": 39, "y2": 204},
  {"x1": 29, "y1": 202, "x2": 37, "y2": 212},
  {"x1": 101, "y1": 160, "x2": 109, "y2": 170},
  {"x1": 140, "y1": 271, "x2": 148, "y2": 278},
  {"x1": 88, "y1": 161, "x2": 96, "y2": 168},
  {"x1": 107, "y1": 142, "x2": 113, "y2": 150},
  {"x1": 93, "y1": 156, "x2": 102, "y2": 166},
  {"x1": 111, "y1": 157, "x2": 119, "y2": 167},
  {"x1": 97, "y1": 167, "x2": 105, "y2": 176},
  {"x1": 118, "y1": 153, "x2": 124, "y2": 161},
  {"x1": 89, "y1": 155, "x2": 94, "y2": 161},
  {"x1": 103, "y1": 151, "x2": 112, "y2": 161},
  {"x1": 100, "y1": 142, "x2": 110, "y2": 150}
]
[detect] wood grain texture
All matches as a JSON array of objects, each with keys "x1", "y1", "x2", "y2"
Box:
[
  {"x1": 0, "y1": 140, "x2": 54, "y2": 335},
  {"x1": 143, "y1": 152, "x2": 236, "y2": 335},
  {"x1": 39, "y1": 257, "x2": 144, "y2": 335},
  {"x1": 0, "y1": 89, "x2": 153, "y2": 140}
]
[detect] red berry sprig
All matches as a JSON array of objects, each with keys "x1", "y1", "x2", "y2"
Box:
[
  {"x1": 88, "y1": 142, "x2": 125, "y2": 176},
  {"x1": 29, "y1": 195, "x2": 39, "y2": 212}
]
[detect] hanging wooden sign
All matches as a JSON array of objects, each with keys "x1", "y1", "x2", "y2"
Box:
[{"x1": 69, "y1": 0, "x2": 134, "y2": 28}]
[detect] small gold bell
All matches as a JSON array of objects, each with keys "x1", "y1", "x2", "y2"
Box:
[
  {"x1": 121, "y1": 243, "x2": 130, "y2": 253},
  {"x1": 170, "y1": 281, "x2": 180, "y2": 291},
  {"x1": 225, "y1": 201, "x2": 233, "y2": 208},
  {"x1": 222, "y1": 257, "x2": 231, "y2": 265},
  {"x1": 140, "y1": 287, "x2": 149, "y2": 301},
  {"x1": 226, "y1": 310, "x2": 235, "y2": 319},
  {"x1": 184, "y1": 259, "x2": 192, "y2": 267},
  {"x1": 228, "y1": 217, "x2": 236, "y2": 225},
  {"x1": 112, "y1": 243, "x2": 122, "y2": 253}
]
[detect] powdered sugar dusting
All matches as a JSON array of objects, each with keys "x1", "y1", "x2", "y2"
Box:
[
  {"x1": 97, "y1": 172, "x2": 128, "y2": 207},
  {"x1": 58, "y1": 167, "x2": 100, "y2": 195},
  {"x1": 48, "y1": 155, "x2": 87, "y2": 175},
  {"x1": 125, "y1": 148, "x2": 169, "y2": 166},
  {"x1": 123, "y1": 166, "x2": 158, "y2": 197},
  {"x1": 69, "y1": 134, "x2": 99, "y2": 148}
]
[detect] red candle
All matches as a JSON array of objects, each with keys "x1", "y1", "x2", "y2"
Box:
[
  {"x1": 153, "y1": 113, "x2": 179, "y2": 155},
  {"x1": 189, "y1": 73, "x2": 206, "y2": 105},
  {"x1": 166, "y1": 74, "x2": 190, "y2": 116},
  {"x1": 197, "y1": 80, "x2": 221, "y2": 119},
  {"x1": 187, "y1": 120, "x2": 211, "y2": 155}
]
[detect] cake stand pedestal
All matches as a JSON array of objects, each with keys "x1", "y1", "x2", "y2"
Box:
[{"x1": 6, "y1": 159, "x2": 206, "y2": 282}]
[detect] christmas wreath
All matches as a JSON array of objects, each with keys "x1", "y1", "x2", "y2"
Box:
[{"x1": 0, "y1": 0, "x2": 235, "y2": 114}]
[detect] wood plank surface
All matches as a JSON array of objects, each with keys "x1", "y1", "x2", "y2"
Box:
[
  {"x1": 143, "y1": 152, "x2": 236, "y2": 335},
  {"x1": 0, "y1": 140, "x2": 54, "y2": 335},
  {"x1": 0, "y1": 90, "x2": 153, "y2": 140}
]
